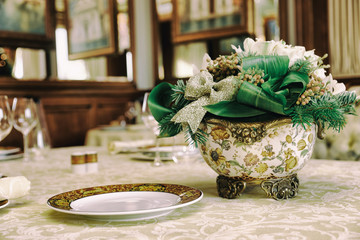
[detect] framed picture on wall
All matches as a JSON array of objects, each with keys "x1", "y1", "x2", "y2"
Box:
[
  {"x1": 264, "y1": 16, "x2": 279, "y2": 41},
  {"x1": 172, "y1": 0, "x2": 251, "y2": 43},
  {"x1": 65, "y1": 0, "x2": 118, "y2": 60},
  {"x1": 0, "y1": 0, "x2": 55, "y2": 49}
]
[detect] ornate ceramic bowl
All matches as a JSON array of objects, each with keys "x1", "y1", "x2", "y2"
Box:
[{"x1": 198, "y1": 117, "x2": 316, "y2": 200}]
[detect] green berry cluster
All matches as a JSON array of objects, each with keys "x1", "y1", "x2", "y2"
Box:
[
  {"x1": 239, "y1": 68, "x2": 265, "y2": 86},
  {"x1": 296, "y1": 76, "x2": 327, "y2": 105},
  {"x1": 206, "y1": 53, "x2": 241, "y2": 82}
]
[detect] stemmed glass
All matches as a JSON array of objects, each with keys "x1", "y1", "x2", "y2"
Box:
[
  {"x1": 141, "y1": 92, "x2": 162, "y2": 166},
  {"x1": 12, "y1": 98, "x2": 38, "y2": 161},
  {"x1": 0, "y1": 96, "x2": 13, "y2": 142}
]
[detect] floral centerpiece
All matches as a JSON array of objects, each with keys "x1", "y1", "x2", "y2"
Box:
[{"x1": 148, "y1": 38, "x2": 358, "y2": 200}]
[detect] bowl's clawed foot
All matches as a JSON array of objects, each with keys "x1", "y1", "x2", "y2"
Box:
[
  {"x1": 260, "y1": 174, "x2": 299, "y2": 200},
  {"x1": 216, "y1": 175, "x2": 246, "y2": 199},
  {"x1": 216, "y1": 174, "x2": 299, "y2": 200}
]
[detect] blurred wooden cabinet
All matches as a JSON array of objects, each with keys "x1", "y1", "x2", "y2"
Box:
[
  {"x1": 0, "y1": 78, "x2": 143, "y2": 148},
  {"x1": 42, "y1": 96, "x2": 132, "y2": 147}
]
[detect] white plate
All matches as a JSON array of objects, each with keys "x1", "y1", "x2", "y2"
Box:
[
  {"x1": 132, "y1": 145, "x2": 201, "y2": 161},
  {"x1": 0, "y1": 153, "x2": 23, "y2": 161},
  {"x1": 144, "y1": 146, "x2": 186, "y2": 153},
  {"x1": 0, "y1": 147, "x2": 21, "y2": 155},
  {"x1": 130, "y1": 152, "x2": 174, "y2": 161},
  {"x1": 99, "y1": 125, "x2": 127, "y2": 131},
  {"x1": 0, "y1": 199, "x2": 9, "y2": 210},
  {"x1": 131, "y1": 146, "x2": 188, "y2": 161},
  {"x1": 47, "y1": 183, "x2": 203, "y2": 221}
]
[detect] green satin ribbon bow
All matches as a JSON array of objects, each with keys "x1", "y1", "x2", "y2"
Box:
[
  {"x1": 148, "y1": 82, "x2": 173, "y2": 122},
  {"x1": 148, "y1": 55, "x2": 310, "y2": 135},
  {"x1": 205, "y1": 55, "x2": 309, "y2": 117}
]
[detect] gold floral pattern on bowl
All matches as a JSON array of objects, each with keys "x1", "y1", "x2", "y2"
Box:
[{"x1": 199, "y1": 117, "x2": 316, "y2": 181}]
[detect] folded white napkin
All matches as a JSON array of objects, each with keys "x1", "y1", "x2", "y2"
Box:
[
  {"x1": 108, "y1": 139, "x2": 154, "y2": 154},
  {"x1": 0, "y1": 176, "x2": 31, "y2": 201}
]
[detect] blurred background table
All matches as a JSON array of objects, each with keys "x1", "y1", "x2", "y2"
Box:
[
  {"x1": 0, "y1": 146, "x2": 360, "y2": 239},
  {"x1": 85, "y1": 124, "x2": 187, "y2": 148},
  {"x1": 84, "y1": 124, "x2": 154, "y2": 147}
]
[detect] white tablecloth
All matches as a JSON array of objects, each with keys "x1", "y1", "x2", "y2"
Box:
[{"x1": 0, "y1": 146, "x2": 360, "y2": 239}]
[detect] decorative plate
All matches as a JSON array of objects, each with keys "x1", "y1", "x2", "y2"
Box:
[
  {"x1": 0, "y1": 153, "x2": 23, "y2": 161},
  {"x1": 47, "y1": 183, "x2": 203, "y2": 221},
  {"x1": 0, "y1": 147, "x2": 21, "y2": 155},
  {"x1": 0, "y1": 199, "x2": 9, "y2": 210},
  {"x1": 99, "y1": 125, "x2": 127, "y2": 131},
  {"x1": 131, "y1": 146, "x2": 189, "y2": 161}
]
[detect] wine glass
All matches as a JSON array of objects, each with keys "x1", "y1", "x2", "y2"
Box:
[
  {"x1": 141, "y1": 92, "x2": 162, "y2": 166},
  {"x1": 0, "y1": 95, "x2": 13, "y2": 141},
  {"x1": 12, "y1": 98, "x2": 38, "y2": 161}
]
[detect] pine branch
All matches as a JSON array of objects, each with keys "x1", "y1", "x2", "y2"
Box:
[
  {"x1": 158, "y1": 112, "x2": 182, "y2": 137},
  {"x1": 289, "y1": 105, "x2": 314, "y2": 129},
  {"x1": 184, "y1": 126, "x2": 208, "y2": 148},
  {"x1": 335, "y1": 91, "x2": 357, "y2": 114},
  {"x1": 171, "y1": 80, "x2": 189, "y2": 107},
  {"x1": 289, "y1": 92, "x2": 357, "y2": 132},
  {"x1": 158, "y1": 80, "x2": 192, "y2": 137},
  {"x1": 311, "y1": 100, "x2": 345, "y2": 131}
]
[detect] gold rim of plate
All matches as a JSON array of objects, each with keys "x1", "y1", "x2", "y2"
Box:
[
  {"x1": 0, "y1": 199, "x2": 9, "y2": 209},
  {"x1": 47, "y1": 183, "x2": 202, "y2": 211}
]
